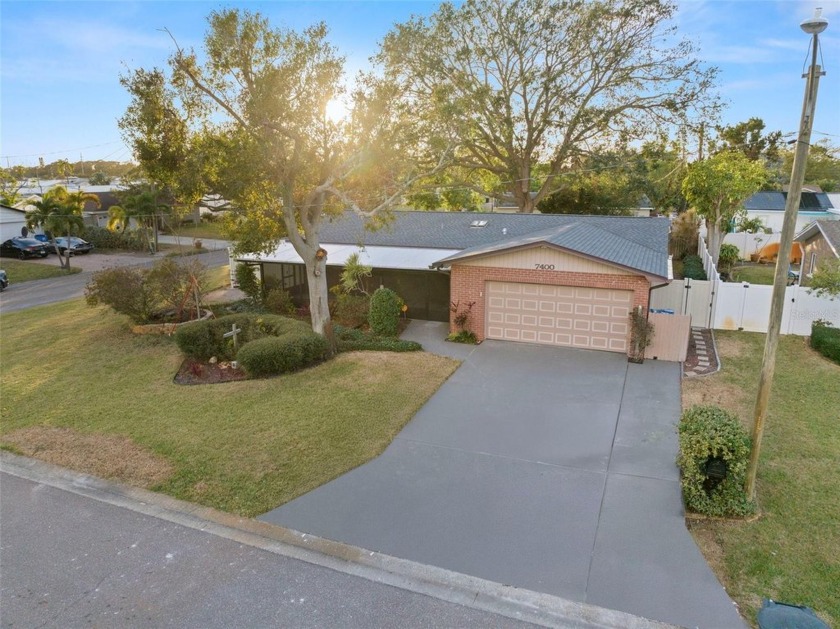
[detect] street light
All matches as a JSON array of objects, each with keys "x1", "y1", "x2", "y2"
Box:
[{"x1": 745, "y1": 8, "x2": 828, "y2": 500}]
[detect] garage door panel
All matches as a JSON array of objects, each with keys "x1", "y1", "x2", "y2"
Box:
[{"x1": 486, "y1": 281, "x2": 632, "y2": 354}]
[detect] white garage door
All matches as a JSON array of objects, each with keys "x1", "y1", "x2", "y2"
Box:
[{"x1": 486, "y1": 281, "x2": 632, "y2": 353}]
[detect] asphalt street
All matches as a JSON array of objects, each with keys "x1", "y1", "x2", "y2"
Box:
[{"x1": 0, "y1": 249, "x2": 229, "y2": 313}]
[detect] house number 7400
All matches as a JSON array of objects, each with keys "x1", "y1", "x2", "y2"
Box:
[{"x1": 534, "y1": 263, "x2": 555, "y2": 270}]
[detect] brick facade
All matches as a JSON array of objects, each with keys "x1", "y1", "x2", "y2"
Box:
[{"x1": 450, "y1": 264, "x2": 651, "y2": 348}]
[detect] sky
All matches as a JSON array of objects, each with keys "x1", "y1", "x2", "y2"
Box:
[{"x1": 1, "y1": 0, "x2": 839, "y2": 169}]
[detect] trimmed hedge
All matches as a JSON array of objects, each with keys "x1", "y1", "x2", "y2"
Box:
[
  {"x1": 334, "y1": 325, "x2": 421, "y2": 353},
  {"x1": 81, "y1": 226, "x2": 146, "y2": 252},
  {"x1": 682, "y1": 255, "x2": 708, "y2": 281},
  {"x1": 811, "y1": 320, "x2": 840, "y2": 365},
  {"x1": 175, "y1": 314, "x2": 314, "y2": 362},
  {"x1": 368, "y1": 288, "x2": 403, "y2": 336},
  {"x1": 677, "y1": 405, "x2": 755, "y2": 517},
  {"x1": 237, "y1": 333, "x2": 328, "y2": 377}
]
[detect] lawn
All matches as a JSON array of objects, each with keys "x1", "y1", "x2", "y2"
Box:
[
  {"x1": 166, "y1": 221, "x2": 227, "y2": 241},
  {"x1": 0, "y1": 258, "x2": 82, "y2": 283},
  {"x1": 682, "y1": 331, "x2": 839, "y2": 627},
  {"x1": 729, "y1": 264, "x2": 777, "y2": 285},
  {"x1": 0, "y1": 300, "x2": 458, "y2": 517}
]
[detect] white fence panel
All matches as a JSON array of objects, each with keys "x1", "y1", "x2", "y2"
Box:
[
  {"x1": 650, "y1": 279, "x2": 715, "y2": 328},
  {"x1": 785, "y1": 287, "x2": 840, "y2": 334},
  {"x1": 713, "y1": 283, "x2": 773, "y2": 332}
]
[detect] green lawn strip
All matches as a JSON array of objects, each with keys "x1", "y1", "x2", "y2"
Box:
[
  {"x1": 684, "y1": 331, "x2": 839, "y2": 626},
  {"x1": 0, "y1": 259, "x2": 82, "y2": 283},
  {"x1": 0, "y1": 300, "x2": 458, "y2": 517},
  {"x1": 730, "y1": 265, "x2": 776, "y2": 285}
]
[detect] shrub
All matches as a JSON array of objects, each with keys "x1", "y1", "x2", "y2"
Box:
[
  {"x1": 811, "y1": 320, "x2": 840, "y2": 365},
  {"x1": 237, "y1": 332, "x2": 328, "y2": 378},
  {"x1": 175, "y1": 313, "x2": 308, "y2": 361},
  {"x1": 447, "y1": 330, "x2": 478, "y2": 344},
  {"x1": 717, "y1": 243, "x2": 741, "y2": 273},
  {"x1": 628, "y1": 307, "x2": 654, "y2": 363},
  {"x1": 333, "y1": 293, "x2": 370, "y2": 328},
  {"x1": 368, "y1": 288, "x2": 404, "y2": 336},
  {"x1": 82, "y1": 226, "x2": 145, "y2": 252},
  {"x1": 264, "y1": 287, "x2": 296, "y2": 316},
  {"x1": 334, "y1": 325, "x2": 421, "y2": 352},
  {"x1": 85, "y1": 266, "x2": 156, "y2": 323},
  {"x1": 235, "y1": 264, "x2": 261, "y2": 302},
  {"x1": 677, "y1": 405, "x2": 756, "y2": 517},
  {"x1": 682, "y1": 255, "x2": 708, "y2": 280}
]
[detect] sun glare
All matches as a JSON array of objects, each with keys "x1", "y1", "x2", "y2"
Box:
[{"x1": 324, "y1": 97, "x2": 349, "y2": 123}]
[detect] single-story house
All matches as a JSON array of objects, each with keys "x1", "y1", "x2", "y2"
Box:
[
  {"x1": 797, "y1": 220, "x2": 840, "y2": 286},
  {"x1": 240, "y1": 210, "x2": 671, "y2": 356},
  {"x1": 743, "y1": 191, "x2": 837, "y2": 233},
  {"x1": 0, "y1": 204, "x2": 28, "y2": 241}
]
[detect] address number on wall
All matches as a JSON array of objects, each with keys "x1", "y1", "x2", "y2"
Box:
[{"x1": 534, "y1": 264, "x2": 555, "y2": 270}]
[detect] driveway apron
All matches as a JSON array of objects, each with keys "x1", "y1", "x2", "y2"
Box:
[{"x1": 261, "y1": 322, "x2": 744, "y2": 628}]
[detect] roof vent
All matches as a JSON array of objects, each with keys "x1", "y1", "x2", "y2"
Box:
[{"x1": 470, "y1": 220, "x2": 488, "y2": 228}]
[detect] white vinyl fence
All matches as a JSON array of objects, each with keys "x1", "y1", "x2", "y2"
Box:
[{"x1": 650, "y1": 240, "x2": 840, "y2": 335}]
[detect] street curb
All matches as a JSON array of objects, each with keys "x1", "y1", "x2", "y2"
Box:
[{"x1": 1, "y1": 452, "x2": 675, "y2": 629}]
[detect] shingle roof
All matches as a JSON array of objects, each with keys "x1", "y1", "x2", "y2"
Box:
[
  {"x1": 316, "y1": 210, "x2": 670, "y2": 278},
  {"x1": 745, "y1": 191, "x2": 832, "y2": 211}
]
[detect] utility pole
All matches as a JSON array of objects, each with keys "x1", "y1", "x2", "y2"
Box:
[{"x1": 745, "y1": 8, "x2": 828, "y2": 500}]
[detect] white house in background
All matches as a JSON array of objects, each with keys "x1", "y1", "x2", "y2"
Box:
[
  {"x1": 742, "y1": 191, "x2": 837, "y2": 233},
  {"x1": 0, "y1": 204, "x2": 28, "y2": 242}
]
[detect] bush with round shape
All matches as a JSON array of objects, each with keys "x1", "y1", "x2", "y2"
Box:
[
  {"x1": 237, "y1": 331, "x2": 328, "y2": 377},
  {"x1": 175, "y1": 313, "x2": 308, "y2": 361},
  {"x1": 368, "y1": 288, "x2": 403, "y2": 336},
  {"x1": 677, "y1": 405, "x2": 755, "y2": 517}
]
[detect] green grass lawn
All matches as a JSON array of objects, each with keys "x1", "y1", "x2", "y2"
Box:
[
  {"x1": 0, "y1": 259, "x2": 82, "y2": 283},
  {"x1": 0, "y1": 300, "x2": 458, "y2": 517},
  {"x1": 166, "y1": 221, "x2": 227, "y2": 241},
  {"x1": 730, "y1": 264, "x2": 777, "y2": 285},
  {"x1": 683, "y1": 331, "x2": 839, "y2": 627}
]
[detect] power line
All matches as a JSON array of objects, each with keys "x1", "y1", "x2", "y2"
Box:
[{"x1": 0, "y1": 141, "x2": 125, "y2": 160}]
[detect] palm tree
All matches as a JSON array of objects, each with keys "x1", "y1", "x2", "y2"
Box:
[
  {"x1": 108, "y1": 189, "x2": 170, "y2": 253},
  {"x1": 26, "y1": 186, "x2": 98, "y2": 270}
]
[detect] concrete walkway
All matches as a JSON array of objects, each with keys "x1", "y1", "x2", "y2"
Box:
[{"x1": 261, "y1": 321, "x2": 745, "y2": 628}]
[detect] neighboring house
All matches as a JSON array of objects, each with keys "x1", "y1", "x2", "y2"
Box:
[
  {"x1": 0, "y1": 204, "x2": 28, "y2": 241},
  {"x1": 481, "y1": 193, "x2": 654, "y2": 216},
  {"x1": 797, "y1": 220, "x2": 840, "y2": 286},
  {"x1": 743, "y1": 191, "x2": 837, "y2": 233},
  {"x1": 240, "y1": 210, "x2": 671, "y2": 356}
]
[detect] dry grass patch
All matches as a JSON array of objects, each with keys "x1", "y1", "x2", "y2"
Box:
[{"x1": 2, "y1": 426, "x2": 174, "y2": 488}]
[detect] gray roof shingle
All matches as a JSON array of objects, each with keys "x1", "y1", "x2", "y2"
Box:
[{"x1": 316, "y1": 210, "x2": 670, "y2": 278}]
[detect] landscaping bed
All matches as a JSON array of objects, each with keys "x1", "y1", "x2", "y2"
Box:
[{"x1": 174, "y1": 358, "x2": 248, "y2": 385}]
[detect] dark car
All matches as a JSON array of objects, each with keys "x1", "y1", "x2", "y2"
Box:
[
  {"x1": 0, "y1": 269, "x2": 8, "y2": 291},
  {"x1": 0, "y1": 237, "x2": 50, "y2": 259},
  {"x1": 51, "y1": 237, "x2": 94, "y2": 255}
]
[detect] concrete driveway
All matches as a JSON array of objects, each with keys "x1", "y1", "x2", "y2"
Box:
[{"x1": 261, "y1": 321, "x2": 744, "y2": 628}]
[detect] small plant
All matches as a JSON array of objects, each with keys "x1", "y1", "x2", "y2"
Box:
[
  {"x1": 447, "y1": 330, "x2": 478, "y2": 344},
  {"x1": 677, "y1": 405, "x2": 756, "y2": 517},
  {"x1": 450, "y1": 300, "x2": 475, "y2": 331},
  {"x1": 628, "y1": 307, "x2": 654, "y2": 363},
  {"x1": 368, "y1": 287, "x2": 404, "y2": 336},
  {"x1": 682, "y1": 255, "x2": 708, "y2": 280},
  {"x1": 810, "y1": 319, "x2": 840, "y2": 365},
  {"x1": 264, "y1": 287, "x2": 297, "y2": 316},
  {"x1": 717, "y1": 243, "x2": 740, "y2": 275}
]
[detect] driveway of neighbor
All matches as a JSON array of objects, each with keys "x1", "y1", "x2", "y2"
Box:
[{"x1": 260, "y1": 321, "x2": 744, "y2": 628}]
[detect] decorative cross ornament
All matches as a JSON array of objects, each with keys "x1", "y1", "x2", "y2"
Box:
[{"x1": 223, "y1": 323, "x2": 242, "y2": 351}]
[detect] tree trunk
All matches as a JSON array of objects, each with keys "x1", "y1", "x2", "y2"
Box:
[
  {"x1": 708, "y1": 218, "x2": 722, "y2": 267},
  {"x1": 305, "y1": 255, "x2": 337, "y2": 355}
]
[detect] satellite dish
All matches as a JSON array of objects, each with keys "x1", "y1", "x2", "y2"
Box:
[{"x1": 21, "y1": 226, "x2": 28, "y2": 237}]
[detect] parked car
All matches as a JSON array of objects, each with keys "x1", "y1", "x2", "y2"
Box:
[
  {"x1": 0, "y1": 237, "x2": 50, "y2": 259},
  {"x1": 0, "y1": 269, "x2": 8, "y2": 291},
  {"x1": 50, "y1": 237, "x2": 94, "y2": 255}
]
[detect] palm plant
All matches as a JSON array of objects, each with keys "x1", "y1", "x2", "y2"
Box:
[
  {"x1": 26, "y1": 186, "x2": 98, "y2": 270},
  {"x1": 108, "y1": 189, "x2": 171, "y2": 253}
]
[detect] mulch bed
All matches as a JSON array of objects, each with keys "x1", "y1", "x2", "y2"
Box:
[{"x1": 174, "y1": 358, "x2": 249, "y2": 385}]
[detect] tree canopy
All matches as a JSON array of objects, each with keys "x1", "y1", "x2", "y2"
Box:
[
  {"x1": 376, "y1": 0, "x2": 718, "y2": 212},
  {"x1": 26, "y1": 186, "x2": 99, "y2": 270},
  {"x1": 682, "y1": 151, "x2": 766, "y2": 265},
  {"x1": 120, "y1": 9, "x2": 449, "y2": 346}
]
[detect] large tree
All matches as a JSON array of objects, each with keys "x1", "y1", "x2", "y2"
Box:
[
  {"x1": 681, "y1": 151, "x2": 766, "y2": 266},
  {"x1": 376, "y1": 0, "x2": 718, "y2": 213},
  {"x1": 120, "y1": 9, "x2": 447, "y2": 348}
]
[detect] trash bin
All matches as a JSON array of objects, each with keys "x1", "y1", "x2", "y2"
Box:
[{"x1": 757, "y1": 599, "x2": 829, "y2": 629}]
